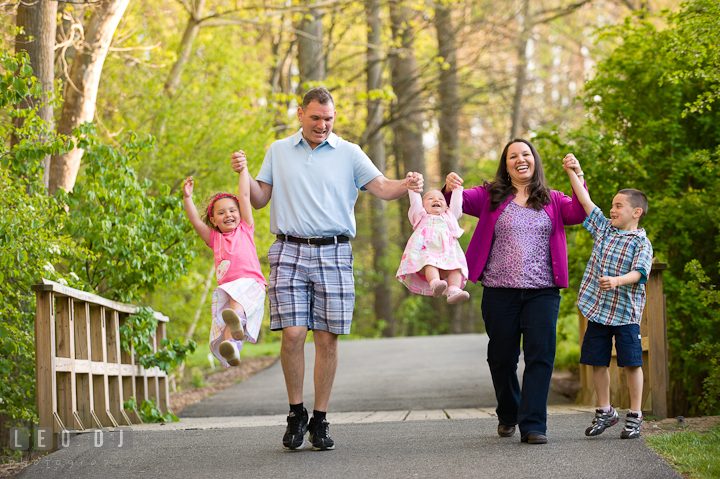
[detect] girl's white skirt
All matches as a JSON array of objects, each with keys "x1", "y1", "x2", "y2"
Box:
[{"x1": 209, "y1": 278, "x2": 266, "y2": 368}]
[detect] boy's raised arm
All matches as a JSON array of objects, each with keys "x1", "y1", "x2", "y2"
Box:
[{"x1": 563, "y1": 154, "x2": 595, "y2": 216}]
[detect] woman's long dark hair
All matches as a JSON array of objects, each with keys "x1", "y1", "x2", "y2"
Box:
[{"x1": 484, "y1": 139, "x2": 551, "y2": 211}]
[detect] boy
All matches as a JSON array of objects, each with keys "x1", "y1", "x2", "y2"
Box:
[{"x1": 563, "y1": 154, "x2": 654, "y2": 439}]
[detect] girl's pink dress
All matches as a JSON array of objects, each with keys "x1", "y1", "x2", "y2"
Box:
[{"x1": 396, "y1": 188, "x2": 468, "y2": 295}]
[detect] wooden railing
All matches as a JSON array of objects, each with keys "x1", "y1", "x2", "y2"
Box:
[
  {"x1": 32, "y1": 279, "x2": 170, "y2": 436},
  {"x1": 576, "y1": 260, "x2": 669, "y2": 418}
]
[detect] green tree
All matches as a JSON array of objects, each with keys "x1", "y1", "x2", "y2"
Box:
[{"x1": 537, "y1": 6, "x2": 720, "y2": 415}]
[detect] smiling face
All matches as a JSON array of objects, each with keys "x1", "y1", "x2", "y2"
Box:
[
  {"x1": 610, "y1": 193, "x2": 641, "y2": 230},
  {"x1": 210, "y1": 197, "x2": 241, "y2": 233},
  {"x1": 422, "y1": 190, "x2": 448, "y2": 216},
  {"x1": 298, "y1": 100, "x2": 336, "y2": 149},
  {"x1": 506, "y1": 141, "x2": 535, "y2": 185}
]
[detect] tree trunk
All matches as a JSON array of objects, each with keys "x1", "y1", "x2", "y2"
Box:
[
  {"x1": 48, "y1": 0, "x2": 131, "y2": 195},
  {"x1": 14, "y1": 0, "x2": 58, "y2": 187},
  {"x1": 297, "y1": 3, "x2": 325, "y2": 95},
  {"x1": 510, "y1": 0, "x2": 531, "y2": 140},
  {"x1": 365, "y1": 0, "x2": 394, "y2": 337},
  {"x1": 389, "y1": 0, "x2": 425, "y2": 179},
  {"x1": 435, "y1": 5, "x2": 459, "y2": 178},
  {"x1": 435, "y1": 5, "x2": 463, "y2": 334},
  {"x1": 164, "y1": 0, "x2": 207, "y2": 97}
]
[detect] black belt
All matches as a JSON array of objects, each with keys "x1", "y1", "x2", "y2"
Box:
[{"x1": 276, "y1": 234, "x2": 350, "y2": 245}]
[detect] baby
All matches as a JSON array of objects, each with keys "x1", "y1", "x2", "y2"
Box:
[{"x1": 396, "y1": 186, "x2": 469, "y2": 304}]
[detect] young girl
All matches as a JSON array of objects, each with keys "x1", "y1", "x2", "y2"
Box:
[
  {"x1": 396, "y1": 185, "x2": 470, "y2": 304},
  {"x1": 182, "y1": 151, "x2": 267, "y2": 367}
]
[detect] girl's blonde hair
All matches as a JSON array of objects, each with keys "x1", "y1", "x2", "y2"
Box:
[{"x1": 201, "y1": 192, "x2": 240, "y2": 230}]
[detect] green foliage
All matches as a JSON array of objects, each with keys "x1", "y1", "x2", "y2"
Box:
[
  {"x1": 0, "y1": 44, "x2": 198, "y2": 429},
  {"x1": 0, "y1": 47, "x2": 79, "y2": 427},
  {"x1": 58, "y1": 125, "x2": 196, "y2": 303},
  {"x1": 663, "y1": 0, "x2": 720, "y2": 114},
  {"x1": 123, "y1": 396, "x2": 178, "y2": 424},
  {"x1": 683, "y1": 261, "x2": 720, "y2": 415},
  {"x1": 119, "y1": 307, "x2": 197, "y2": 374},
  {"x1": 554, "y1": 314, "x2": 580, "y2": 372},
  {"x1": 191, "y1": 368, "x2": 206, "y2": 389},
  {"x1": 0, "y1": 170, "x2": 83, "y2": 425},
  {"x1": 536, "y1": 4, "x2": 720, "y2": 414},
  {"x1": 646, "y1": 425, "x2": 720, "y2": 479}
]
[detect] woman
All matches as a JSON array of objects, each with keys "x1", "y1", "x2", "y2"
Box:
[{"x1": 444, "y1": 139, "x2": 586, "y2": 444}]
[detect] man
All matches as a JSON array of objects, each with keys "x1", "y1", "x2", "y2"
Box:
[{"x1": 231, "y1": 87, "x2": 423, "y2": 451}]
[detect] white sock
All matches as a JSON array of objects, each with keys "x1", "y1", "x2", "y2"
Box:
[
  {"x1": 629, "y1": 410, "x2": 642, "y2": 418},
  {"x1": 599, "y1": 406, "x2": 612, "y2": 413}
]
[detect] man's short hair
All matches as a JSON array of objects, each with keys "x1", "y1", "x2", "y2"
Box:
[
  {"x1": 618, "y1": 188, "x2": 648, "y2": 222},
  {"x1": 302, "y1": 87, "x2": 335, "y2": 110}
]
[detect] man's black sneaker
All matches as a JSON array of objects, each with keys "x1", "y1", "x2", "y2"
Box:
[
  {"x1": 308, "y1": 418, "x2": 335, "y2": 450},
  {"x1": 282, "y1": 408, "x2": 308, "y2": 450}
]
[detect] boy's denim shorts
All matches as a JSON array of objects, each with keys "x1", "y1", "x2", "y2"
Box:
[{"x1": 580, "y1": 321, "x2": 643, "y2": 367}]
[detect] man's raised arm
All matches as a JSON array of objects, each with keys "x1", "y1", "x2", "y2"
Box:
[{"x1": 364, "y1": 172, "x2": 424, "y2": 201}]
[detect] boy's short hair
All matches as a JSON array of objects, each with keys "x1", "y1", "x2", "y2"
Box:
[
  {"x1": 302, "y1": 87, "x2": 335, "y2": 110},
  {"x1": 618, "y1": 188, "x2": 648, "y2": 222}
]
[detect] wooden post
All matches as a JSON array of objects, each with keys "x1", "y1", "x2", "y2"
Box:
[
  {"x1": 34, "y1": 290, "x2": 56, "y2": 435},
  {"x1": 646, "y1": 261, "x2": 668, "y2": 418}
]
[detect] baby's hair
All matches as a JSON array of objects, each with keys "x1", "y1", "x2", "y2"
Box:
[
  {"x1": 201, "y1": 192, "x2": 240, "y2": 230},
  {"x1": 618, "y1": 188, "x2": 648, "y2": 222},
  {"x1": 422, "y1": 187, "x2": 440, "y2": 199}
]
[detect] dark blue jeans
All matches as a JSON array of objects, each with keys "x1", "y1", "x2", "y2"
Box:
[{"x1": 481, "y1": 287, "x2": 561, "y2": 437}]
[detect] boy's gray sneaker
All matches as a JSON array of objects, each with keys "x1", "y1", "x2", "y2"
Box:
[
  {"x1": 585, "y1": 406, "x2": 619, "y2": 436},
  {"x1": 308, "y1": 418, "x2": 335, "y2": 450},
  {"x1": 621, "y1": 412, "x2": 643, "y2": 439},
  {"x1": 282, "y1": 408, "x2": 308, "y2": 450}
]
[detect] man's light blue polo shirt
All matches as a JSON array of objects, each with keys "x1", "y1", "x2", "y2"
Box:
[{"x1": 256, "y1": 129, "x2": 382, "y2": 238}]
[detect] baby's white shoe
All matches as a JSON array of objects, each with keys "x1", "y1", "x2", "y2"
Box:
[
  {"x1": 447, "y1": 289, "x2": 469, "y2": 304},
  {"x1": 430, "y1": 279, "x2": 448, "y2": 297}
]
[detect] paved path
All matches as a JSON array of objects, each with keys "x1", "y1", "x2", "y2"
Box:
[
  {"x1": 16, "y1": 334, "x2": 680, "y2": 479},
  {"x1": 181, "y1": 334, "x2": 571, "y2": 417}
]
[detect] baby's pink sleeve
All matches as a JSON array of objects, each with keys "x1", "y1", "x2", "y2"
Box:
[
  {"x1": 408, "y1": 190, "x2": 425, "y2": 227},
  {"x1": 450, "y1": 186, "x2": 463, "y2": 220}
]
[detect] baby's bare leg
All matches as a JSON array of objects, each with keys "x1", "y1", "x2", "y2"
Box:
[
  {"x1": 423, "y1": 265, "x2": 440, "y2": 283},
  {"x1": 446, "y1": 269, "x2": 464, "y2": 289}
]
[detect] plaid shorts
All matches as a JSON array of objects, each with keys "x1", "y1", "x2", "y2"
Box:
[{"x1": 268, "y1": 240, "x2": 355, "y2": 334}]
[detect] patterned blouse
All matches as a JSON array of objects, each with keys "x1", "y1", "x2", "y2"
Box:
[{"x1": 481, "y1": 200, "x2": 555, "y2": 289}]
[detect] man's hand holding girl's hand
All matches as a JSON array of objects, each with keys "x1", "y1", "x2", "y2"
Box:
[
  {"x1": 406, "y1": 172, "x2": 424, "y2": 193},
  {"x1": 231, "y1": 150, "x2": 247, "y2": 173}
]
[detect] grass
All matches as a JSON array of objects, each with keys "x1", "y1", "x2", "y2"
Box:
[{"x1": 646, "y1": 425, "x2": 720, "y2": 479}]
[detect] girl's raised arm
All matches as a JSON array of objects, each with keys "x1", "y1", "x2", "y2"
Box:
[
  {"x1": 183, "y1": 177, "x2": 212, "y2": 245},
  {"x1": 236, "y1": 151, "x2": 254, "y2": 227}
]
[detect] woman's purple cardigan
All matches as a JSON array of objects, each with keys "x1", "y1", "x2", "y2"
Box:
[{"x1": 443, "y1": 184, "x2": 588, "y2": 288}]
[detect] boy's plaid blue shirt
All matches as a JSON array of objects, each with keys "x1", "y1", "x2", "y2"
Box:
[{"x1": 577, "y1": 206, "x2": 654, "y2": 326}]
